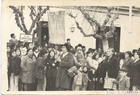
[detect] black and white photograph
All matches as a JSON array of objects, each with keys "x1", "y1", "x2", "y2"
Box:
[{"x1": 1, "y1": 0, "x2": 140, "y2": 94}]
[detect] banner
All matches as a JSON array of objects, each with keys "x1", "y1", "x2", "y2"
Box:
[
  {"x1": 48, "y1": 11, "x2": 65, "y2": 44},
  {"x1": 20, "y1": 34, "x2": 32, "y2": 42}
]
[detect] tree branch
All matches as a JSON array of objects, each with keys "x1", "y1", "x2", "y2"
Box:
[
  {"x1": 9, "y1": 6, "x2": 28, "y2": 34},
  {"x1": 28, "y1": 6, "x2": 37, "y2": 22},
  {"x1": 74, "y1": 18, "x2": 95, "y2": 37},
  {"x1": 28, "y1": 6, "x2": 49, "y2": 34},
  {"x1": 78, "y1": 7, "x2": 101, "y2": 30},
  {"x1": 68, "y1": 11, "x2": 102, "y2": 39},
  {"x1": 106, "y1": 14, "x2": 119, "y2": 38},
  {"x1": 100, "y1": 7, "x2": 112, "y2": 30},
  {"x1": 20, "y1": 6, "x2": 28, "y2": 34}
]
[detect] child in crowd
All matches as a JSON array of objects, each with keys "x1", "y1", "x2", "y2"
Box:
[
  {"x1": 113, "y1": 68, "x2": 130, "y2": 90},
  {"x1": 72, "y1": 46, "x2": 89, "y2": 91}
]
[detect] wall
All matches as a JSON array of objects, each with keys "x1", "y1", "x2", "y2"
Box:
[{"x1": 3, "y1": 6, "x2": 140, "y2": 52}]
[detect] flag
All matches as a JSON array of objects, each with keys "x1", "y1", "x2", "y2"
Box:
[{"x1": 48, "y1": 11, "x2": 65, "y2": 44}]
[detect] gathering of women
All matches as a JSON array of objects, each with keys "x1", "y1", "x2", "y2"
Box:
[
  {"x1": 6, "y1": 35, "x2": 140, "y2": 91},
  {"x1": 1, "y1": 5, "x2": 140, "y2": 92}
]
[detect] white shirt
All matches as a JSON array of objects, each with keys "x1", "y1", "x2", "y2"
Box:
[{"x1": 93, "y1": 59, "x2": 99, "y2": 70}]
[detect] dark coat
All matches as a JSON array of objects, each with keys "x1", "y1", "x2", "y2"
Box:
[
  {"x1": 45, "y1": 57, "x2": 59, "y2": 91},
  {"x1": 95, "y1": 60, "x2": 107, "y2": 79},
  {"x1": 122, "y1": 58, "x2": 133, "y2": 77},
  {"x1": 131, "y1": 59, "x2": 140, "y2": 86},
  {"x1": 8, "y1": 56, "x2": 21, "y2": 76},
  {"x1": 94, "y1": 60, "x2": 107, "y2": 90},
  {"x1": 56, "y1": 53, "x2": 75, "y2": 90},
  {"x1": 21, "y1": 55, "x2": 36, "y2": 83},
  {"x1": 35, "y1": 57, "x2": 45, "y2": 79},
  {"x1": 105, "y1": 56, "x2": 120, "y2": 79},
  {"x1": 45, "y1": 57, "x2": 59, "y2": 78}
]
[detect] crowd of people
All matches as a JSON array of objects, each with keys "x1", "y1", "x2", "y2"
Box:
[{"x1": 7, "y1": 33, "x2": 140, "y2": 91}]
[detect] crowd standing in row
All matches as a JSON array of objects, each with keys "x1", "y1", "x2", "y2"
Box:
[{"x1": 7, "y1": 33, "x2": 140, "y2": 91}]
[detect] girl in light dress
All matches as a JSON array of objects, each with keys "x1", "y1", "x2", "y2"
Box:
[{"x1": 72, "y1": 46, "x2": 89, "y2": 91}]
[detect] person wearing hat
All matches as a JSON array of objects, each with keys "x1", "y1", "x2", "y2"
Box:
[{"x1": 113, "y1": 67, "x2": 130, "y2": 90}]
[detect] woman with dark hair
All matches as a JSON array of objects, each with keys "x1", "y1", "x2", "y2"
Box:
[
  {"x1": 92, "y1": 53, "x2": 102, "y2": 70},
  {"x1": 131, "y1": 51, "x2": 140, "y2": 91},
  {"x1": 56, "y1": 44, "x2": 75, "y2": 90},
  {"x1": 117, "y1": 52, "x2": 125, "y2": 69},
  {"x1": 16, "y1": 49, "x2": 21, "y2": 57},
  {"x1": 122, "y1": 51, "x2": 133, "y2": 76},
  {"x1": 21, "y1": 49, "x2": 36, "y2": 91},
  {"x1": 15, "y1": 49, "x2": 23, "y2": 91},
  {"x1": 35, "y1": 49, "x2": 46, "y2": 91},
  {"x1": 86, "y1": 50, "x2": 96, "y2": 90},
  {"x1": 121, "y1": 51, "x2": 133, "y2": 90},
  {"x1": 132, "y1": 49, "x2": 137, "y2": 60},
  {"x1": 8, "y1": 49, "x2": 21, "y2": 91},
  {"x1": 94, "y1": 54, "x2": 107, "y2": 90},
  {"x1": 33, "y1": 46, "x2": 39, "y2": 58},
  {"x1": 45, "y1": 50, "x2": 59, "y2": 91}
]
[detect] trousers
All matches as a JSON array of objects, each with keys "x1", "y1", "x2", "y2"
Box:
[{"x1": 10, "y1": 73, "x2": 19, "y2": 91}]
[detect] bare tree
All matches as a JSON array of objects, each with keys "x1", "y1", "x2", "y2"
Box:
[
  {"x1": 68, "y1": 7, "x2": 119, "y2": 52},
  {"x1": 9, "y1": 6, "x2": 49, "y2": 35}
]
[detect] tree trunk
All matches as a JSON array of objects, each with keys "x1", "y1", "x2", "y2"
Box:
[{"x1": 102, "y1": 39, "x2": 109, "y2": 52}]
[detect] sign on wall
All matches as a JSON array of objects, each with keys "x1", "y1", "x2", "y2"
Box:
[{"x1": 20, "y1": 34, "x2": 32, "y2": 42}]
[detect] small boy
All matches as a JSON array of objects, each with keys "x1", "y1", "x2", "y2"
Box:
[{"x1": 113, "y1": 68, "x2": 130, "y2": 90}]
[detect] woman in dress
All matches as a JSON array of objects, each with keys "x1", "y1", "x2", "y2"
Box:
[
  {"x1": 131, "y1": 51, "x2": 140, "y2": 91},
  {"x1": 72, "y1": 46, "x2": 88, "y2": 91},
  {"x1": 94, "y1": 54, "x2": 107, "y2": 90},
  {"x1": 8, "y1": 49, "x2": 21, "y2": 91},
  {"x1": 56, "y1": 44, "x2": 75, "y2": 90},
  {"x1": 45, "y1": 50, "x2": 59, "y2": 91},
  {"x1": 122, "y1": 51, "x2": 133, "y2": 77},
  {"x1": 21, "y1": 49, "x2": 36, "y2": 91},
  {"x1": 15, "y1": 49, "x2": 23, "y2": 91},
  {"x1": 86, "y1": 50, "x2": 96, "y2": 90}
]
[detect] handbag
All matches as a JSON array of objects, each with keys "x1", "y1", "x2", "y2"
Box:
[{"x1": 67, "y1": 66, "x2": 78, "y2": 77}]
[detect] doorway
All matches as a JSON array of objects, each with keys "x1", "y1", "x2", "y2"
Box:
[
  {"x1": 37, "y1": 21, "x2": 49, "y2": 46},
  {"x1": 96, "y1": 27, "x2": 121, "y2": 52}
]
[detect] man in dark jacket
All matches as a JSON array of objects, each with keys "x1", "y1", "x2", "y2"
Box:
[{"x1": 65, "y1": 38, "x2": 73, "y2": 51}]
